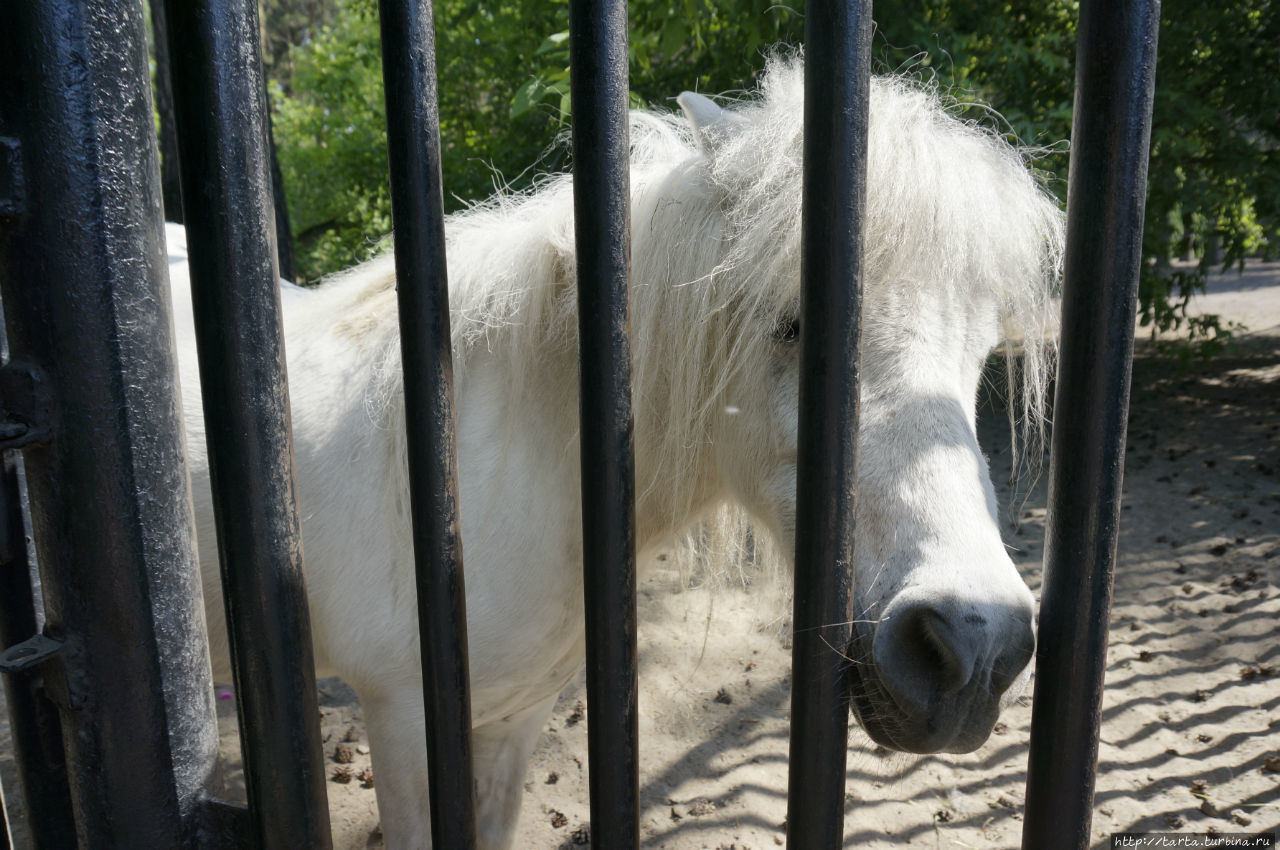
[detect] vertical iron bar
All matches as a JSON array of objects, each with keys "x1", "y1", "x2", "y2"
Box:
[
  {"x1": 0, "y1": 0, "x2": 220, "y2": 845},
  {"x1": 264, "y1": 98, "x2": 295, "y2": 284},
  {"x1": 787, "y1": 1, "x2": 872, "y2": 847},
  {"x1": 376, "y1": 1, "x2": 478, "y2": 846},
  {"x1": 567, "y1": 0, "x2": 639, "y2": 845},
  {"x1": 161, "y1": 1, "x2": 333, "y2": 846},
  {"x1": 1021, "y1": 1, "x2": 1160, "y2": 848}
]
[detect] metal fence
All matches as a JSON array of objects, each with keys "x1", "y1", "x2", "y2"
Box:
[{"x1": 0, "y1": 0, "x2": 1158, "y2": 847}]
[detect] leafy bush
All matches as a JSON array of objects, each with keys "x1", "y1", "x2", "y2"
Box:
[{"x1": 271, "y1": 2, "x2": 390, "y2": 280}]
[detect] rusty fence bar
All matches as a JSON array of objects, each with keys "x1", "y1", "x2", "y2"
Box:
[
  {"x1": 377, "y1": 0, "x2": 479, "y2": 846},
  {"x1": 161, "y1": 0, "x2": 333, "y2": 846},
  {"x1": 0, "y1": 0, "x2": 221, "y2": 845},
  {"x1": 567, "y1": 0, "x2": 641, "y2": 845},
  {"x1": 787, "y1": 0, "x2": 874, "y2": 847},
  {"x1": 1021, "y1": 1, "x2": 1161, "y2": 848}
]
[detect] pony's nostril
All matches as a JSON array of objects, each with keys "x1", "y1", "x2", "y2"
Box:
[
  {"x1": 873, "y1": 603, "x2": 981, "y2": 713},
  {"x1": 903, "y1": 608, "x2": 977, "y2": 693},
  {"x1": 989, "y1": 618, "x2": 1036, "y2": 696},
  {"x1": 861, "y1": 594, "x2": 1037, "y2": 753}
]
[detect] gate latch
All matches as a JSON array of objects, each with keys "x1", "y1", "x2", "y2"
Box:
[{"x1": 0, "y1": 361, "x2": 52, "y2": 450}]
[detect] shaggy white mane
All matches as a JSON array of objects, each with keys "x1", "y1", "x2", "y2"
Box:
[{"x1": 333, "y1": 56, "x2": 1063, "y2": 535}]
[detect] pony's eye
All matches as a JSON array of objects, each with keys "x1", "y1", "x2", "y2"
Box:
[{"x1": 774, "y1": 316, "x2": 800, "y2": 343}]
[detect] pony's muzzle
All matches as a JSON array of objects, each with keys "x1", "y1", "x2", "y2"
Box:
[{"x1": 860, "y1": 592, "x2": 1035, "y2": 753}]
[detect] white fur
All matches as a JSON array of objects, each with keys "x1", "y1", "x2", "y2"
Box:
[{"x1": 170, "y1": 57, "x2": 1063, "y2": 849}]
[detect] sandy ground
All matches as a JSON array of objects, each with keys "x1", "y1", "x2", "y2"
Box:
[{"x1": 3, "y1": 261, "x2": 1278, "y2": 848}]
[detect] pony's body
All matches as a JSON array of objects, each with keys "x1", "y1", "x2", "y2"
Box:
[{"x1": 171, "y1": 60, "x2": 1063, "y2": 849}]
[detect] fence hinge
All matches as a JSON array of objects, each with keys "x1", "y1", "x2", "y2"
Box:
[
  {"x1": 0, "y1": 360, "x2": 53, "y2": 450},
  {"x1": 0, "y1": 633, "x2": 63, "y2": 674},
  {"x1": 0, "y1": 633, "x2": 80, "y2": 709},
  {"x1": 0, "y1": 136, "x2": 23, "y2": 219}
]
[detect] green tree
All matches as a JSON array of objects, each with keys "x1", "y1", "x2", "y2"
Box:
[
  {"x1": 1140, "y1": 0, "x2": 1279, "y2": 346},
  {"x1": 271, "y1": 1, "x2": 391, "y2": 280},
  {"x1": 260, "y1": 0, "x2": 338, "y2": 86},
  {"x1": 272, "y1": 0, "x2": 575, "y2": 279}
]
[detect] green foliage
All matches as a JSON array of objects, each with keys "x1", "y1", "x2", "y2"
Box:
[
  {"x1": 1138, "y1": 0, "x2": 1279, "y2": 349},
  {"x1": 271, "y1": 0, "x2": 802, "y2": 280},
  {"x1": 272, "y1": 0, "x2": 574, "y2": 279},
  {"x1": 260, "y1": 0, "x2": 336, "y2": 86},
  {"x1": 874, "y1": 1, "x2": 1078, "y2": 155},
  {"x1": 431, "y1": 0, "x2": 577, "y2": 200},
  {"x1": 511, "y1": 0, "x2": 803, "y2": 123},
  {"x1": 271, "y1": 1, "x2": 390, "y2": 280}
]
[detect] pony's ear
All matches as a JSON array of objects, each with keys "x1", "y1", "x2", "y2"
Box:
[{"x1": 677, "y1": 91, "x2": 742, "y2": 154}]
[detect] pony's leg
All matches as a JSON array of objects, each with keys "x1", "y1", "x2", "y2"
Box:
[
  {"x1": 362, "y1": 687, "x2": 433, "y2": 850},
  {"x1": 473, "y1": 695, "x2": 558, "y2": 850},
  {"x1": 362, "y1": 687, "x2": 555, "y2": 850}
]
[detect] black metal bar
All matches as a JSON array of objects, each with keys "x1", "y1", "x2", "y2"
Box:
[
  {"x1": 787, "y1": 1, "x2": 873, "y2": 847},
  {"x1": 567, "y1": 0, "x2": 639, "y2": 845},
  {"x1": 264, "y1": 99, "x2": 296, "y2": 284},
  {"x1": 0, "y1": 0, "x2": 220, "y2": 845},
  {"x1": 376, "y1": 1, "x2": 478, "y2": 847},
  {"x1": 161, "y1": 1, "x2": 333, "y2": 847},
  {"x1": 1021, "y1": 2, "x2": 1160, "y2": 848}
]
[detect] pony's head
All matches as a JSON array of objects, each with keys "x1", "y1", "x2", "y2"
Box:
[{"x1": 629, "y1": 58, "x2": 1063, "y2": 755}]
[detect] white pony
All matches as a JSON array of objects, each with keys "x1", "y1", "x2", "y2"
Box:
[{"x1": 170, "y1": 57, "x2": 1063, "y2": 849}]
